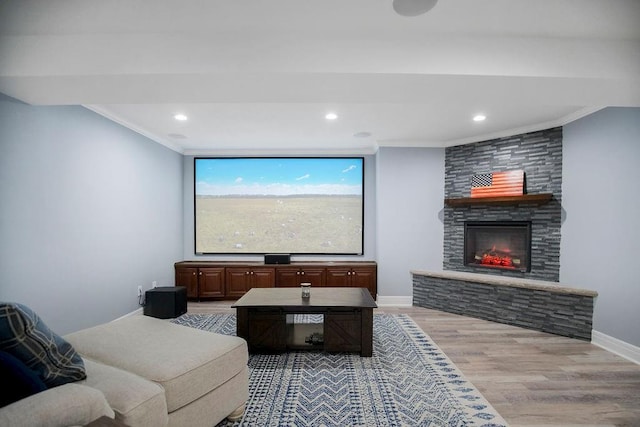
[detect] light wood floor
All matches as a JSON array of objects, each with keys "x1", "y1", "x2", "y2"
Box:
[{"x1": 187, "y1": 301, "x2": 640, "y2": 427}]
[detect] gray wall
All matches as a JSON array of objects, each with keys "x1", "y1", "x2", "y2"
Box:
[
  {"x1": 562, "y1": 107, "x2": 640, "y2": 346},
  {"x1": 182, "y1": 155, "x2": 378, "y2": 262},
  {"x1": 0, "y1": 95, "x2": 183, "y2": 334},
  {"x1": 376, "y1": 147, "x2": 445, "y2": 297}
]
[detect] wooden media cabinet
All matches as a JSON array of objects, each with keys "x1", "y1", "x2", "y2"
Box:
[{"x1": 174, "y1": 260, "x2": 377, "y2": 300}]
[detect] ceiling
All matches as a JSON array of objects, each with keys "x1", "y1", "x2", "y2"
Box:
[{"x1": 1, "y1": 0, "x2": 639, "y2": 155}]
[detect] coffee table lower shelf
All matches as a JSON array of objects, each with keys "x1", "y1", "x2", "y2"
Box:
[
  {"x1": 287, "y1": 322, "x2": 324, "y2": 350},
  {"x1": 236, "y1": 309, "x2": 373, "y2": 357}
]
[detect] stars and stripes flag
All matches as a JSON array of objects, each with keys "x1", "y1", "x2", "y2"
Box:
[{"x1": 470, "y1": 170, "x2": 524, "y2": 198}]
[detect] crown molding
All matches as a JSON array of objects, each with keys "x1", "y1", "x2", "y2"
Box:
[{"x1": 83, "y1": 105, "x2": 184, "y2": 154}]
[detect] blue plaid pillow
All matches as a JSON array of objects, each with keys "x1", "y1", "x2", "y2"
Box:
[
  {"x1": 0, "y1": 303, "x2": 86, "y2": 387},
  {"x1": 0, "y1": 350, "x2": 47, "y2": 407}
]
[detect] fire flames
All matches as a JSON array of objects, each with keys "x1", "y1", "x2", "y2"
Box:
[{"x1": 475, "y1": 246, "x2": 521, "y2": 269}]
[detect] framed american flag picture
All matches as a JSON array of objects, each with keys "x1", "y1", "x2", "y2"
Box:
[{"x1": 470, "y1": 170, "x2": 524, "y2": 198}]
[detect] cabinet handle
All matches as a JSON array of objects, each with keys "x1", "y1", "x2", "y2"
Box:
[
  {"x1": 199, "y1": 272, "x2": 202, "y2": 276},
  {"x1": 193, "y1": 272, "x2": 196, "y2": 276},
  {"x1": 245, "y1": 271, "x2": 249, "y2": 275},
  {"x1": 296, "y1": 271, "x2": 300, "y2": 275},
  {"x1": 301, "y1": 271, "x2": 305, "y2": 275}
]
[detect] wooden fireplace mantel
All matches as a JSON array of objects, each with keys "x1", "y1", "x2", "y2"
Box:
[{"x1": 444, "y1": 193, "x2": 553, "y2": 207}]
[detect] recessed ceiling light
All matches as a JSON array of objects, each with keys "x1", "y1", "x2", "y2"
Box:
[
  {"x1": 325, "y1": 112, "x2": 338, "y2": 120},
  {"x1": 473, "y1": 114, "x2": 486, "y2": 122},
  {"x1": 353, "y1": 132, "x2": 372, "y2": 138},
  {"x1": 174, "y1": 113, "x2": 188, "y2": 121}
]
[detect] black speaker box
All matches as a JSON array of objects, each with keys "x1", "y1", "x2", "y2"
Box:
[
  {"x1": 144, "y1": 286, "x2": 187, "y2": 319},
  {"x1": 264, "y1": 254, "x2": 291, "y2": 264}
]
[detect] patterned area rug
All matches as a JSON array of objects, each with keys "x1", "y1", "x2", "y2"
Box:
[{"x1": 172, "y1": 314, "x2": 507, "y2": 427}]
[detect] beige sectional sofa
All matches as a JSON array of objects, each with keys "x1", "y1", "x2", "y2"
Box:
[{"x1": 0, "y1": 315, "x2": 248, "y2": 427}]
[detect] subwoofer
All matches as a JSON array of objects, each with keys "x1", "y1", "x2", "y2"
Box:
[{"x1": 144, "y1": 286, "x2": 187, "y2": 319}]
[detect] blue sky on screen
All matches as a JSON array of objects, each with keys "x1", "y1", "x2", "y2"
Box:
[{"x1": 196, "y1": 158, "x2": 363, "y2": 196}]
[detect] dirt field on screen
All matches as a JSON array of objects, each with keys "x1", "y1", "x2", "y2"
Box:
[{"x1": 196, "y1": 196, "x2": 363, "y2": 253}]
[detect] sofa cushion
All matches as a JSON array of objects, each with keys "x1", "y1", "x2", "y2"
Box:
[
  {"x1": 168, "y1": 366, "x2": 248, "y2": 427},
  {"x1": 0, "y1": 383, "x2": 114, "y2": 427},
  {"x1": 81, "y1": 358, "x2": 168, "y2": 427},
  {"x1": 0, "y1": 303, "x2": 86, "y2": 387},
  {"x1": 65, "y1": 315, "x2": 248, "y2": 413},
  {"x1": 0, "y1": 350, "x2": 47, "y2": 407}
]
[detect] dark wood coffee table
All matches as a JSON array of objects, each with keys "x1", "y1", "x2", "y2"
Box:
[{"x1": 231, "y1": 287, "x2": 377, "y2": 356}]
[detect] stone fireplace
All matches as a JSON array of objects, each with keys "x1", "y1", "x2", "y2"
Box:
[
  {"x1": 443, "y1": 127, "x2": 563, "y2": 281},
  {"x1": 464, "y1": 221, "x2": 531, "y2": 272},
  {"x1": 413, "y1": 127, "x2": 597, "y2": 340}
]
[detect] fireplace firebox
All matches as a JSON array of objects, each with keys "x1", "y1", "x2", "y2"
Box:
[{"x1": 464, "y1": 221, "x2": 531, "y2": 272}]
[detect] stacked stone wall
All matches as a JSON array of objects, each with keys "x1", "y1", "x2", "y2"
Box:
[
  {"x1": 413, "y1": 273, "x2": 594, "y2": 340},
  {"x1": 444, "y1": 127, "x2": 562, "y2": 281}
]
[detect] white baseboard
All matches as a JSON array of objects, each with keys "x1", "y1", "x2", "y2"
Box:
[
  {"x1": 592, "y1": 330, "x2": 640, "y2": 365},
  {"x1": 376, "y1": 295, "x2": 413, "y2": 307},
  {"x1": 111, "y1": 307, "x2": 143, "y2": 322}
]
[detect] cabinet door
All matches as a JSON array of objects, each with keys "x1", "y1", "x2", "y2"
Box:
[
  {"x1": 175, "y1": 267, "x2": 198, "y2": 298},
  {"x1": 250, "y1": 268, "x2": 275, "y2": 289},
  {"x1": 199, "y1": 267, "x2": 225, "y2": 298},
  {"x1": 275, "y1": 268, "x2": 300, "y2": 287},
  {"x1": 351, "y1": 267, "x2": 376, "y2": 290},
  {"x1": 324, "y1": 311, "x2": 362, "y2": 353},
  {"x1": 325, "y1": 267, "x2": 352, "y2": 287},
  {"x1": 299, "y1": 268, "x2": 326, "y2": 288},
  {"x1": 247, "y1": 311, "x2": 286, "y2": 352},
  {"x1": 226, "y1": 268, "x2": 251, "y2": 298}
]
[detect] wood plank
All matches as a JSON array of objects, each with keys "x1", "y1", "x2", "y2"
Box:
[{"x1": 445, "y1": 193, "x2": 553, "y2": 206}]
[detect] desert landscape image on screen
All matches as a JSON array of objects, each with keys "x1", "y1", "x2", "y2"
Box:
[{"x1": 195, "y1": 158, "x2": 364, "y2": 254}]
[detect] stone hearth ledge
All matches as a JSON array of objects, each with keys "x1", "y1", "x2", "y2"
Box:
[
  {"x1": 411, "y1": 269, "x2": 597, "y2": 340},
  {"x1": 411, "y1": 270, "x2": 597, "y2": 297}
]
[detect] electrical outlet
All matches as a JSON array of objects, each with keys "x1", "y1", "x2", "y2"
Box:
[
  {"x1": 137, "y1": 286, "x2": 143, "y2": 297},
  {"x1": 152, "y1": 281, "x2": 157, "y2": 288}
]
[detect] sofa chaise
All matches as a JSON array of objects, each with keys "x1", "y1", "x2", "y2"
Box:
[{"x1": 0, "y1": 303, "x2": 248, "y2": 427}]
